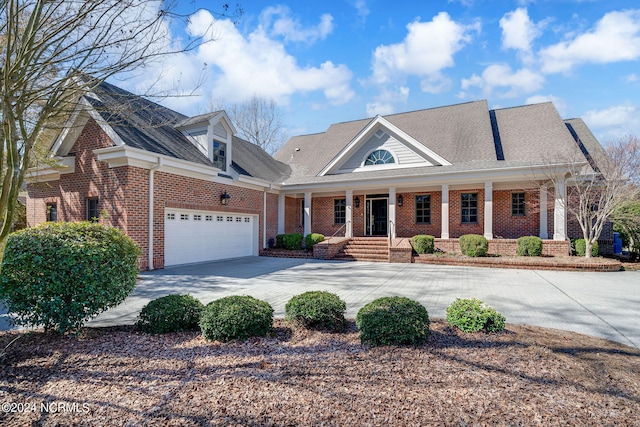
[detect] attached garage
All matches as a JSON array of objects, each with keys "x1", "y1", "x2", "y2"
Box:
[{"x1": 164, "y1": 208, "x2": 259, "y2": 267}]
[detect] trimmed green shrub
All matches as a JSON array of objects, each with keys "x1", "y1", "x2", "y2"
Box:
[
  {"x1": 0, "y1": 222, "x2": 140, "y2": 334},
  {"x1": 305, "y1": 233, "x2": 325, "y2": 249},
  {"x1": 275, "y1": 234, "x2": 286, "y2": 248},
  {"x1": 136, "y1": 294, "x2": 204, "y2": 334},
  {"x1": 200, "y1": 295, "x2": 273, "y2": 342},
  {"x1": 446, "y1": 298, "x2": 506, "y2": 333},
  {"x1": 356, "y1": 297, "x2": 430, "y2": 346},
  {"x1": 574, "y1": 239, "x2": 599, "y2": 257},
  {"x1": 283, "y1": 233, "x2": 303, "y2": 250},
  {"x1": 516, "y1": 236, "x2": 543, "y2": 256},
  {"x1": 459, "y1": 234, "x2": 489, "y2": 257},
  {"x1": 411, "y1": 235, "x2": 435, "y2": 254},
  {"x1": 285, "y1": 291, "x2": 346, "y2": 331}
]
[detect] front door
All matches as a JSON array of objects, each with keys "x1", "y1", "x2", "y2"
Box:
[{"x1": 366, "y1": 198, "x2": 388, "y2": 236}]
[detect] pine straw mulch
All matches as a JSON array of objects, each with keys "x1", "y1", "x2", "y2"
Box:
[{"x1": 1, "y1": 319, "x2": 639, "y2": 426}]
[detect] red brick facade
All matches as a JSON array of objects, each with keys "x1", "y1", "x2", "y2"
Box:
[{"x1": 26, "y1": 119, "x2": 278, "y2": 269}]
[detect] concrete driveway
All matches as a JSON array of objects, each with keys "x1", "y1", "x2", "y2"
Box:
[{"x1": 2, "y1": 257, "x2": 639, "y2": 348}]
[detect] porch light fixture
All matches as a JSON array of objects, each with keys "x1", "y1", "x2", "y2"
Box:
[
  {"x1": 354, "y1": 196, "x2": 360, "y2": 208},
  {"x1": 220, "y1": 191, "x2": 231, "y2": 206},
  {"x1": 397, "y1": 194, "x2": 403, "y2": 207}
]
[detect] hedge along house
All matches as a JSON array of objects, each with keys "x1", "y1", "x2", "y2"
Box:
[{"x1": 26, "y1": 81, "x2": 610, "y2": 268}]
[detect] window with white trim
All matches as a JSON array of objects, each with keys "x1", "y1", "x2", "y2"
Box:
[{"x1": 365, "y1": 149, "x2": 395, "y2": 165}]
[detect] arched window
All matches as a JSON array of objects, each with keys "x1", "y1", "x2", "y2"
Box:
[{"x1": 365, "y1": 149, "x2": 395, "y2": 165}]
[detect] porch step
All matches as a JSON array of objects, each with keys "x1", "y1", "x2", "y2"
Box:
[{"x1": 332, "y1": 237, "x2": 389, "y2": 262}]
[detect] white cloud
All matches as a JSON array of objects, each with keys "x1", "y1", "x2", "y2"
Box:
[
  {"x1": 351, "y1": 0, "x2": 370, "y2": 25},
  {"x1": 540, "y1": 9, "x2": 640, "y2": 74},
  {"x1": 461, "y1": 64, "x2": 544, "y2": 98},
  {"x1": 259, "y1": 5, "x2": 334, "y2": 44},
  {"x1": 582, "y1": 104, "x2": 640, "y2": 142},
  {"x1": 366, "y1": 86, "x2": 409, "y2": 117},
  {"x1": 525, "y1": 94, "x2": 567, "y2": 116},
  {"x1": 185, "y1": 11, "x2": 353, "y2": 106},
  {"x1": 626, "y1": 74, "x2": 639, "y2": 83},
  {"x1": 371, "y1": 12, "x2": 479, "y2": 86},
  {"x1": 500, "y1": 8, "x2": 542, "y2": 58}
]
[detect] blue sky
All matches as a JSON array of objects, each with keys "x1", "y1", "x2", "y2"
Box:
[{"x1": 119, "y1": 0, "x2": 640, "y2": 145}]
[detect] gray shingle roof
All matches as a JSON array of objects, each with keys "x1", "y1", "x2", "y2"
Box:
[
  {"x1": 86, "y1": 82, "x2": 290, "y2": 182},
  {"x1": 275, "y1": 100, "x2": 598, "y2": 185}
]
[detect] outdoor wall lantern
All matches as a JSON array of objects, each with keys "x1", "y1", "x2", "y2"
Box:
[
  {"x1": 220, "y1": 191, "x2": 231, "y2": 205},
  {"x1": 354, "y1": 196, "x2": 360, "y2": 208},
  {"x1": 397, "y1": 194, "x2": 404, "y2": 207}
]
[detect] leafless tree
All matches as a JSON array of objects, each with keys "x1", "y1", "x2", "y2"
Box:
[
  {"x1": 0, "y1": 0, "x2": 238, "y2": 266},
  {"x1": 227, "y1": 95, "x2": 288, "y2": 155},
  {"x1": 549, "y1": 135, "x2": 640, "y2": 257}
]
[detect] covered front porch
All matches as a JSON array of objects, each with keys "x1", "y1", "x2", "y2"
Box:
[{"x1": 277, "y1": 178, "x2": 570, "y2": 243}]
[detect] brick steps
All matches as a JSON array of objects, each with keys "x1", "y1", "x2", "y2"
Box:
[{"x1": 333, "y1": 237, "x2": 389, "y2": 262}]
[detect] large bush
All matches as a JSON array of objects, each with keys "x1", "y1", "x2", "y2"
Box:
[
  {"x1": 356, "y1": 297, "x2": 430, "y2": 346},
  {"x1": 285, "y1": 291, "x2": 346, "y2": 331},
  {"x1": 305, "y1": 233, "x2": 325, "y2": 250},
  {"x1": 0, "y1": 222, "x2": 140, "y2": 333},
  {"x1": 574, "y1": 239, "x2": 599, "y2": 257},
  {"x1": 200, "y1": 295, "x2": 273, "y2": 342},
  {"x1": 459, "y1": 234, "x2": 489, "y2": 257},
  {"x1": 516, "y1": 236, "x2": 543, "y2": 256},
  {"x1": 411, "y1": 235, "x2": 435, "y2": 254},
  {"x1": 136, "y1": 294, "x2": 204, "y2": 334},
  {"x1": 284, "y1": 233, "x2": 303, "y2": 250},
  {"x1": 446, "y1": 298, "x2": 506, "y2": 333}
]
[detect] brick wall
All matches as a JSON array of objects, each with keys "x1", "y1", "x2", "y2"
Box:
[
  {"x1": 493, "y1": 189, "x2": 539, "y2": 238},
  {"x1": 449, "y1": 188, "x2": 484, "y2": 237},
  {"x1": 395, "y1": 191, "x2": 442, "y2": 238},
  {"x1": 26, "y1": 118, "x2": 276, "y2": 270}
]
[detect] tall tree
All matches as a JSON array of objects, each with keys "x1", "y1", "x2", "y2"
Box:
[
  {"x1": 557, "y1": 135, "x2": 640, "y2": 258},
  {"x1": 228, "y1": 95, "x2": 288, "y2": 155},
  {"x1": 0, "y1": 0, "x2": 238, "y2": 267}
]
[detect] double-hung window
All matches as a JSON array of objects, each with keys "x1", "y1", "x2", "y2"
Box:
[
  {"x1": 512, "y1": 192, "x2": 526, "y2": 216},
  {"x1": 461, "y1": 193, "x2": 478, "y2": 223},
  {"x1": 415, "y1": 195, "x2": 431, "y2": 224},
  {"x1": 334, "y1": 199, "x2": 346, "y2": 224},
  {"x1": 87, "y1": 198, "x2": 99, "y2": 222}
]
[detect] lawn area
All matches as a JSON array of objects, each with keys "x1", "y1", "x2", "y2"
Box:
[{"x1": 1, "y1": 319, "x2": 638, "y2": 426}]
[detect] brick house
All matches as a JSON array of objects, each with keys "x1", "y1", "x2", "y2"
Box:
[{"x1": 26, "y1": 81, "x2": 609, "y2": 268}]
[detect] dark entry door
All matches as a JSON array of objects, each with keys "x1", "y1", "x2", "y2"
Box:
[{"x1": 366, "y1": 198, "x2": 388, "y2": 236}]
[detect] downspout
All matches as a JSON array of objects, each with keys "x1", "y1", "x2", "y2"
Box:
[
  {"x1": 263, "y1": 186, "x2": 269, "y2": 253},
  {"x1": 148, "y1": 158, "x2": 162, "y2": 270}
]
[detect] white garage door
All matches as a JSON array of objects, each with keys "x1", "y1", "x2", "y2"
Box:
[{"x1": 164, "y1": 208, "x2": 257, "y2": 267}]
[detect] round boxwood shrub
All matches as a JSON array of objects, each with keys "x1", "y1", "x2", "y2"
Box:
[
  {"x1": 305, "y1": 233, "x2": 325, "y2": 250},
  {"x1": 136, "y1": 294, "x2": 204, "y2": 334},
  {"x1": 200, "y1": 295, "x2": 273, "y2": 342},
  {"x1": 283, "y1": 233, "x2": 303, "y2": 250},
  {"x1": 516, "y1": 236, "x2": 543, "y2": 256},
  {"x1": 0, "y1": 222, "x2": 140, "y2": 334},
  {"x1": 459, "y1": 234, "x2": 489, "y2": 257},
  {"x1": 574, "y1": 238, "x2": 599, "y2": 257},
  {"x1": 446, "y1": 298, "x2": 506, "y2": 333},
  {"x1": 285, "y1": 291, "x2": 346, "y2": 331},
  {"x1": 411, "y1": 235, "x2": 435, "y2": 254},
  {"x1": 356, "y1": 297, "x2": 430, "y2": 346}
]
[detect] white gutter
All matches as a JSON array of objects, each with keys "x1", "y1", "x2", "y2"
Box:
[{"x1": 148, "y1": 158, "x2": 162, "y2": 270}]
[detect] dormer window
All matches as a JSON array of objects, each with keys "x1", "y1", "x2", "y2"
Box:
[
  {"x1": 365, "y1": 149, "x2": 395, "y2": 166},
  {"x1": 213, "y1": 140, "x2": 226, "y2": 171}
]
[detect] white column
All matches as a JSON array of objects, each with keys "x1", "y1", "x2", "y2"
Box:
[
  {"x1": 553, "y1": 178, "x2": 567, "y2": 241},
  {"x1": 484, "y1": 181, "x2": 493, "y2": 240},
  {"x1": 539, "y1": 186, "x2": 548, "y2": 239},
  {"x1": 277, "y1": 193, "x2": 285, "y2": 234},
  {"x1": 304, "y1": 192, "x2": 312, "y2": 237},
  {"x1": 345, "y1": 189, "x2": 353, "y2": 238},
  {"x1": 441, "y1": 184, "x2": 449, "y2": 239},
  {"x1": 388, "y1": 187, "x2": 396, "y2": 239}
]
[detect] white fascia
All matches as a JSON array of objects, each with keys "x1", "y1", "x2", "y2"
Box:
[
  {"x1": 318, "y1": 115, "x2": 451, "y2": 176},
  {"x1": 25, "y1": 156, "x2": 76, "y2": 182}
]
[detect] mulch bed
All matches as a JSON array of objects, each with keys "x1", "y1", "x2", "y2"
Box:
[{"x1": 1, "y1": 319, "x2": 638, "y2": 426}]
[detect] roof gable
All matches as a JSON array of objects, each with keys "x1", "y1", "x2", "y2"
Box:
[{"x1": 319, "y1": 115, "x2": 451, "y2": 176}]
